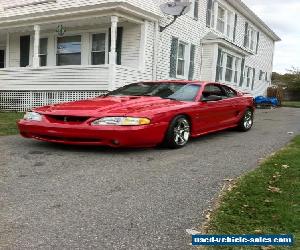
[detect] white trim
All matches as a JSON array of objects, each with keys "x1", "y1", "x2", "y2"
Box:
[
  {"x1": 33, "y1": 25, "x2": 41, "y2": 68},
  {"x1": 89, "y1": 30, "x2": 109, "y2": 65},
  {"x1": 109, "y1": 16, "x2": 118, "y2": 65},
  {"x1": 202, "y1": 37, "x2": 252, "y2": 56},
  {"x1": 176, "y1": 41, "x2": 189, "y2": 79},
  {"x1": 81, "y1": 32, "x2": 90, "y2": 66},
  {"x1": 211, "y1": 44, "x2": 219, "y2": 81},
  {"x1": 138, "y1": 21, "x2": 147, "y2": 71},
  {"x1": 0, "y1": 64, "x2": 110, "y2": 71},
  {"x1": 47, "y1": 35, "x2": 55, "y2": 66},
  {"x1": 108, "y1": 16, "x2": 119, "y2": 91},
  {"x1": 0, "y1": 4, "x2": 159, "y2": 29}
]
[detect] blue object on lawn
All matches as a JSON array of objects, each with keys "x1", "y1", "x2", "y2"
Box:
[{"x1": 254, "y1": 96, "x2": 279, "y2": 106}]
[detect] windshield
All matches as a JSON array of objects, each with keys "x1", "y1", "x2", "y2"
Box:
[{"x1": 107, "y1": 82, "x2": 201, "y2": 101}]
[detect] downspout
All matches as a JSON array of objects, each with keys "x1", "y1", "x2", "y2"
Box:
[{"x1": 153, "y1": 21, "x2": 159, "y2": 80}]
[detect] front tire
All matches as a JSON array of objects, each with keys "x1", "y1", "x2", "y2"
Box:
[
  {"x1": 164, "y1": 115, "x2": 190, "y2": 149},
  {"x1": 238, "y1": 109, "x2": 254, "y2": 132}
]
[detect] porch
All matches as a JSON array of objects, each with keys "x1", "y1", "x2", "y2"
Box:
[{"x1": 0, "y1": 14, "x2": 155, "y2": 92}]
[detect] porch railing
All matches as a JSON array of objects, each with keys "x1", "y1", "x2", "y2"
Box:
[{"x1": 0, "y1": 65, "x2": 111, "y2": 91}]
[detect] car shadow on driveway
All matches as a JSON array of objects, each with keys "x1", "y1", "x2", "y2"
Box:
[{"x1": 22, "y1": 128, "x2": 239, "y2": 155}]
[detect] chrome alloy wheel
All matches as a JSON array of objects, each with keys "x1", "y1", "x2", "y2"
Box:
[
  {"x1": 243, "y1": 110, "x2": 253, "y2": 129},
  {"x1": 173, "y1": 118, "x2": 190, "y2": 146}
]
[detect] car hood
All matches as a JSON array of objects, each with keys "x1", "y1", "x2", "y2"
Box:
[{"x1": 35, "y1": 96, "x2": 190, "y2": 117}]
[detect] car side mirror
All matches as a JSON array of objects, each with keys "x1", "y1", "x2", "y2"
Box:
[{"x1": 201, "y1": 95, "x2": 222, "y2": 102}]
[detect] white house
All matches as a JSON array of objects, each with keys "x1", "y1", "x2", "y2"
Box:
[{"x1": 0, "y1": 0, "x2": 280, "y2": 111}]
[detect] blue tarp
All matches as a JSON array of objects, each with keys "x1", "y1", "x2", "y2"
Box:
[{"x1": 254, "y1": 96, "x2": 279, "y2": 106}]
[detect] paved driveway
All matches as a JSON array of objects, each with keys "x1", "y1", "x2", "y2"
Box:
[{"x1": 1, "y1": 108, "x2": 300, "y2": 250}]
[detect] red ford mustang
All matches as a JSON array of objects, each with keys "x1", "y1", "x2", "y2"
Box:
[{"x1": 18, "y1": 81, "x2": 255, "y2": 149}]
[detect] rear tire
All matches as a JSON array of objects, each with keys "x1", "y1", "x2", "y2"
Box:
[
  {"x1": 164, "y1": 115, "x2": 190, "y2": 149},
  {"x1": 238, "y1": 109, "x2": 254, "y2": 132}
]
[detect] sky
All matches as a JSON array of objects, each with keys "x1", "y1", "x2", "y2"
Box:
[{"x1": 243, "y1": 0, "x2": 300, "y2": 74}]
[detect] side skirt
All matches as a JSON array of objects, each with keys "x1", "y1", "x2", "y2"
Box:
[{"x1": 191, "y1": 124, "x2": 238, "y2": 138}]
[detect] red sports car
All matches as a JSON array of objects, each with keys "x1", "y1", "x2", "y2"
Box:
[{"x1": 18, "y1": 81, "x2": 255, "y2": 149}]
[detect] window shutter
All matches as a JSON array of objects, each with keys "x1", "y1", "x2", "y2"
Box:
[
  {"x1": 233, "y1": 14, "x2": 238, "y2": 42},
  {"x1": 256, "y1": 32, "x2": 260, "y2": 54},
  {"x1": 170, "y1": 37, "x2": 179, "y2": 78},
  {"x1": 239, "y1": 58, "x2": 245, "y2": 87},
  {"x1": 194, "y1": 0, "x2": 199, "y2": 20},
  {"x1": 243, "y1": 22, "x2": 249, "y2": 47},
  {"x1": 215, "y1": 48, "x2": 222, "y2": 82},
  {"x1": 188, "y1": 44, "x2": 196, "y2": 80},
  {"x1": 108, "y1": 27, "x2": 123, "y2": 65},
  {"x1": 116, "y1": 27, "x2": 123, "y2": 65},
  {"x1": 251, "y1": 68, "x2": 256, "y2": 90},
  {"x1": 206, "y1": 0, "x2": 213, "y2": 27}
]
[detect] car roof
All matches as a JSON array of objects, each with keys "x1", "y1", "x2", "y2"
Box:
[
  {"x1": 141, "y1": 80, "x2": 224, "y2": 86},
  {"x1": 141, "y1": 80, "x2": 204, "y2": 85}
]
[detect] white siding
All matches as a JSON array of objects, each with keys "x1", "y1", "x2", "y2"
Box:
[
  {"x1": 122, "y1": 23, "x2": 141, "y2": 68},
  {"x1": 201, "y1": 44, "x2": 217, "y2": 81},
  {"x1": 0, "y1": 0, "x2": 161, "y2": 19},
  {"x1": 153, "y1": 0, "x2": 276, "y2": 95},
  {"x1": 8, "y1": 33, "x2": 20, "y2": 67},
  {"x1": 0, "y1": 0, "x2": 278, "y2": 97}
]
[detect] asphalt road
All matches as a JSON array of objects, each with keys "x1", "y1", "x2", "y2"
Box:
[{"x1": 1, "y1": 108, "x2": 300, "y2": 250}]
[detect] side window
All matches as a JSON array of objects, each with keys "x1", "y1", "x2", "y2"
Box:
[
  {"x1": 221, "y1": 85, "x2": 238, "y2": 98},
  {"x1": 202, "y1": 84, "x2": 227, "y2": 99}
]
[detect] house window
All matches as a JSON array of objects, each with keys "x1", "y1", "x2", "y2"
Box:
[
  {"x1": 211, "y1": 2, "x2": 235, "y2": 39},
  {"x1": 91, "y1": 33, "x2": 106, "y2": 65},
  {"x1": 177, "y1": 42, "x2": 186, "y2": 76},
  {"x1": 226, "y1": 11, "x2": 233, "y2": 38},
  {"x1": 250, "y1": 29, "x2": 256, "y2": 50},
  {"x1": 216, "y1": 5, "x2": 225, "y2": 33},
  {"x1": 216, "y1": 48, "x2": 241, "y2": 83},
  {"x1": 57, "y1": 35, "x2": 81, "y2": 66},
  {"x1": 39, "y1": 38, "x2": 48, "y2": 67},
  {"x1": 225, "y1": 55, "x2": 233, "y2": 82},
  {"x1": 245, "y1": 26, "x2": 257, "y2": 51},
  {"x1": 190, "y1": 0, "x2": 199, "y2": 19}
]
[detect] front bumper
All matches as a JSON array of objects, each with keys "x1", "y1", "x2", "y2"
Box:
[{"x1": 18, "y1": 120, "x2": 168, "y2": 147}]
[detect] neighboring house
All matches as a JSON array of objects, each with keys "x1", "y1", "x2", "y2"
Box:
[{"x1": 0, "y1": 0, "x2": 280, "y2": 111}]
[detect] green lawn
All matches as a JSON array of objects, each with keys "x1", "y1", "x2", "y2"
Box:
[
  {"x1": 282, "y1": 101, "x2": 300, "y2": 108},
  {"x1": 207, "y1": 136, "x2": 300, "y2": 250},
  {"x1": 0, "y1": 112, "x2": 24, "y2": 136}
]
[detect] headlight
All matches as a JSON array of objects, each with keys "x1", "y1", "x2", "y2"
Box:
[
  {"x1": 91, "y1": 117, "x2": 151, "y2": 126},
  {"x1": 23, "y1": 112, "x2": 42, "y2": 122}
]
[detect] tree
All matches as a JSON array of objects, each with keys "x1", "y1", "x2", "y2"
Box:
[{"x1": 272, "y1": 66, "x2": 300, "y2": 90}]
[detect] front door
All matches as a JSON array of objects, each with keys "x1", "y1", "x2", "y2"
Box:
[
  {"x1": 0, "y1": 50, "x2": 4, "y2": 68},
  {"x1": 20, "y1": 35, "x2": 30, "y2": 67}
]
